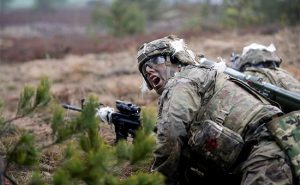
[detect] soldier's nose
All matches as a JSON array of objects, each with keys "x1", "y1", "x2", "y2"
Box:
[{"x1": 145, "y1": 65, "x2": 155, "y2": 74}]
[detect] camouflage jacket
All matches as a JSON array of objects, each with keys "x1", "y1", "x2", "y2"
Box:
[
  {"x1": 152, "y1": 65, "x2": 282, "y2": 185},
  {"x1": 244, "y1": 67, "x2": 300, "y2": 95}
]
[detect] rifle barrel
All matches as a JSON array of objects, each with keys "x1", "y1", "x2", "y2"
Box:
[{"x1": 62, "y1": 104, "x2": 82, "y2": 112}]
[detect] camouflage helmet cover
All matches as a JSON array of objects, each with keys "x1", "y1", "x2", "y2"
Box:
[
  {"x1": 137, "y1": 35, "x2": 197, "y2": 89},
  {"x1": 235, "y1": 46, "x2": 282, "y2": 71}
]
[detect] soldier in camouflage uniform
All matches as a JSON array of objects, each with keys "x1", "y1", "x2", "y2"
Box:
[
  {"x1": 231, "y1": 43, "x2": 300, "y2": 95},
  {"x1": 137, "y1": 35, "x2": 294, "y2": 185}
]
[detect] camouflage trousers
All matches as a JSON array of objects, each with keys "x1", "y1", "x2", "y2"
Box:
[{"x1": 240, "y1": 128, "x2": 293, "y2": 185}]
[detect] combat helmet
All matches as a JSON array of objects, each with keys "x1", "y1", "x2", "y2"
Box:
[
  {"x1": 234, "y1": 43, "x2": 282, "y2": 72},
  {"x1": 137, "y1": 35, "x2": 197, "y2": 89}
]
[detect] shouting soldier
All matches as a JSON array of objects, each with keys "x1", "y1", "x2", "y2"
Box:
[{"x1": 137, "y1": 35, "x2": 294, "y2": 185}]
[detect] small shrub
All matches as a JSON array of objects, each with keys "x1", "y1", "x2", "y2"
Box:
[
  {"x1": 91, "y1": 0, "x2": 146, "y2": 37},
  {"x1": 1, "y1": 78, "x2": 164, "y2": 185}
]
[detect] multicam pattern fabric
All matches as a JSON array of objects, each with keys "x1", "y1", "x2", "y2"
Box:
[
  {"x1": 137, "y1": 35, "x2": 197, "y2": 90},
  {"x1": 234, "y1": 49, "x2": 282, "y2": 71},
  {"x1": 267, "y1": 110, "x2": 300, "y2": 184},
  {"x1": 244, "y1": 67, "x2": 300, "y2": 95},
  {"x1": 137, "y1": 35, "x2": 197, "y2": 69},
  {"x1": 152, "y1": 64, "x2": 287, "y2": 185},
  {"x1": 188, "y1": 120, "x2": 244, "y2": 171},
  {"x1": 241, "y1": 135, "x2": 293, "y2": 185}
]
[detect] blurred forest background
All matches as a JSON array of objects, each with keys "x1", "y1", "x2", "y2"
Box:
[
  {"x1": 0, "y1": 0, "x2": 300, "y2": 184},
  {"x1": 1, "y1": 0, "x2": 299, "y2": 62}
]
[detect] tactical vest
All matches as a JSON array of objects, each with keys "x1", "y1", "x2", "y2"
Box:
[
  {"x1": 180, "y1": 66, "x2": 282, "y2": 172},
  {"x1": 178, "y1": 66, "x2": 298, "y2": 180},
  {"x1": 195, "y1": 72, "x2": 282, "y2": 137},
  {"x1": 245, "y1": 67, "x2": 300, "y2": 95}
]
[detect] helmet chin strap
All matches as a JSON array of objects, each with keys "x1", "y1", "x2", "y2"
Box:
[
  {"x1": 165, "y1": 55, "x2": 172, "y2": 80},
  {"x1": 165, "y1": 55, "x2": 181, "y2": 80}
]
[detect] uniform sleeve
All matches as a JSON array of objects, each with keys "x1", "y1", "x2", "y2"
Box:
[{"x1": 151, "y1": 78, "x2": 201, "y2": 185}]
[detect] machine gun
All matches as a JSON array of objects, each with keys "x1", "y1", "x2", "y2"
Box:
[
  {"x1": 199, "y1": 58, "x2": 300, "y2": 113},
  {"x1": 62, "y1": 100, "x2": 141, "y2": 142}
]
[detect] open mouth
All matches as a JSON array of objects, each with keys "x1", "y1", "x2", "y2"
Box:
[
  {"x1": 148, "y1": 75, "x2": 164, "y2": 94},
  {"x1": 152, "y1": 76, "x2": 161, "y2": 87},
  {"x1": 149, "y1": 75, "x2": 162, "y2": 88}
]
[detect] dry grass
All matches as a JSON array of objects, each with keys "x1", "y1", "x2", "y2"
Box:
[{"x1": 0, "y1": 26, "x2": 299, "y2": 184}]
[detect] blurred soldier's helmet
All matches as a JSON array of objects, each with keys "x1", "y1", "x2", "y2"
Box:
[
  {"x1": 137, "y1": 35, "x2": 197, "y2": 89},
  {"x1": 233, "y1": 43, "x2": 282, "y2": 72}
]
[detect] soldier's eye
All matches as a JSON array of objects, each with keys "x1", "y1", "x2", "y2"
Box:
[
  {"x1": 149, "y1": 56, "x2": 166, "y2": 65},
  {"x1": 142, "y1": 64, "x2": 151, "y2": 76}
]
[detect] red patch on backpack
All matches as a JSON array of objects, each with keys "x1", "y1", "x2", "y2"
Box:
[{"x1": 204, "y1": 138, "x2": 218, "y2": 151}]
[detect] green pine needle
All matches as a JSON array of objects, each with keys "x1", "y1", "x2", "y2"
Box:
[
  {"x1": 29, "y1": 172, "x2": 47, "y2": 185},
  {"x1": 34, "y1": 76, "x2": 52, "y2": 108},
  {"x1": 122, "y1": 172, "x2": 164, "y2": 185},
  {"x1": 17, "y1": 86, "x2": 35, "y2": 115},
  {"x1": 141, "y1": 107, "x2": 157, "y2": 135},
  {"x1": 131, "y1": 131, "x2": 155, "y2": 164},
  {"x1": 9, "y1": 133, "x2": 39, "y2": 166},
  {"x1": 51, "y1": 103, "x2": 65, "y2": 135},
  {"x1": 116, "y1": 140, "x2": 132, "y2": 161}
]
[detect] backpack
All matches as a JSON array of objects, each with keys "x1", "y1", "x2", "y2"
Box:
[
  {"x1": 245, "y1": 67, "x2": 300, "y2": 95},
  {"x1": 266, "y1": 110, "x2": 300, "y2": 184}
]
